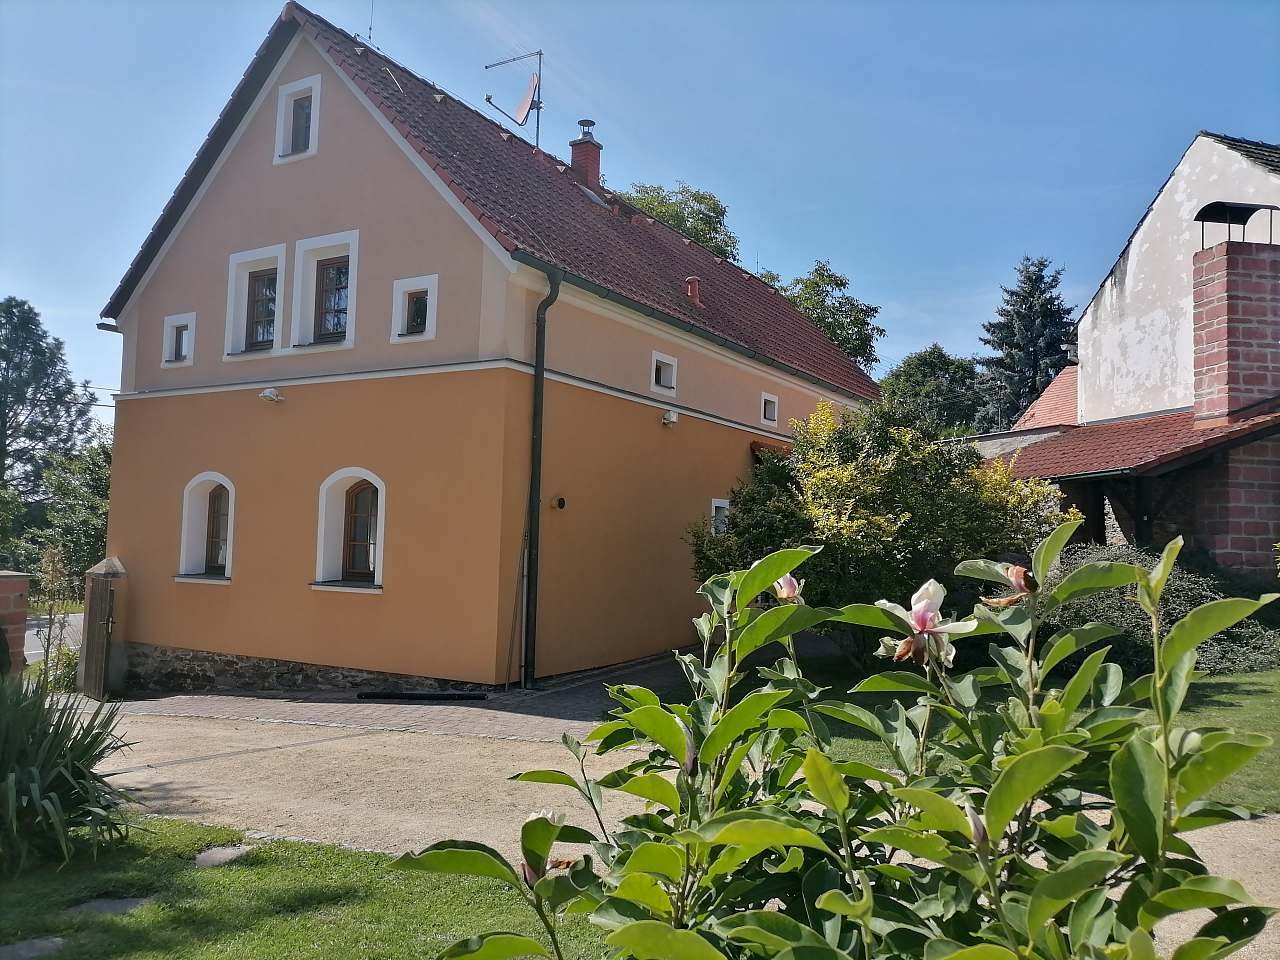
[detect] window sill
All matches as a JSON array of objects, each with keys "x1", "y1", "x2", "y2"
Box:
[
  {"x1": 224, "y1": 347, "x2": 283, "y2": 362},
  {"x1": 291, "y1": 339, "x2": 352, "y2": 352},
  {"x1": 174, "y1": 574, "x2": 231, "y2": 585},
  {"x1": 273, "y1": 148, "x2": 317, "y2": 166},
  {"x1": 311, "y1": 581, "x2": 382, "y2": 594},
  {"x1": 160, "y1": 359, "x2": 193, "y2": 368},
  {"x1": 395, "y1": 330, "x2": 432, "y2": 340}
]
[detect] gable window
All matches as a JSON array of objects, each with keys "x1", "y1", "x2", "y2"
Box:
[
  {"x1": 246, "y1": 268, "x2": 277, "y2": 350},
  {"x1": 761, "y1": 392, "x2": 779, "y2": 426},
  {"x1": 177, "y1": 472, "x2": 235, "y2": 581},
  {"x1": 204, "y1": 484, "x2": 230, "y2": 575},
  {"x1": 314, "y1": 256, "x2": 350, "y2": 341},
  {"x1": 390, "y1": 274, "x2": 439, "y2": 342},
  {"x1": 162, "y1": 312, "x2": 196, "y2": 367},
  {"x1": 652, "y1": 351, "x2": 678, "y2": 394},
  {"x1": 292, "y1": 231, "x2": 358, "y2": 350},
  {"x1": 342, "y1": 480, "x2": 379, "y2": 581},
  {"x1": 273, "y1": 75, "x2": 320, "y2": 164}
]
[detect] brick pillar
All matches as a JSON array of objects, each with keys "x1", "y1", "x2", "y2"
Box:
[
  {"x1": 0, "y1": 571, "x2": 31, "y2": 676},
  {"x1": 1192, "y1": 241, "x2": 1280, "y2": 427}
]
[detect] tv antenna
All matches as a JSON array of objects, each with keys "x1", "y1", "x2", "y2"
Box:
[{"x1": 484, "y1": 49, "x2": 543, "y2": 148}]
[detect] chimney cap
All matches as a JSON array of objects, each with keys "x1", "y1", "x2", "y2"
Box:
[{"x1": 573, "y1": 118, "x2": 597, "y2": 142}]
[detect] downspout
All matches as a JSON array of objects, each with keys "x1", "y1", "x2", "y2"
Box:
[{"x1": 522, "y1": 267, "x2": 563, "y2": 689}]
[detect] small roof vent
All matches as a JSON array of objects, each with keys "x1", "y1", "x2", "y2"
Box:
[{"x1": 685, "y1": 276, "x2": 704, "y2": 309}]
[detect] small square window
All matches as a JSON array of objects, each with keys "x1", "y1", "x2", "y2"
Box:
[
  {"x1": 652, "y1": 351, "x2": 677, "y2": 393},
  {"x1": 172, "y1": 324, "x2": 189, "y2": 362},
  {"x1": 274, "y1": 75, "x2": 320, "y2": 164},
  {"x1": 162, "y1": 312, "x2": 196, "y2": 367},
  {"x1": 390, "y1": 274, "x2": 438, "y2": 342},
  {"x1": 406, "y1": 292, "x2": 429, "y2": 335},
  {"x1": 290, "y1": 94, "x2": 312, "y2": 155},
  {"x1": 761, "y1": 393, "x2": 779, "y2": 425},
  {"x1": 711, "y1": 498, "x2": 730, "y2": 535}
]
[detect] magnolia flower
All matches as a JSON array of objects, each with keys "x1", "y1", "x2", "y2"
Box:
[
  {"x1": 875, "y1": 580, "x2": 976, "y2": 668},
  {"x1": 773, "y1": 573, "x2": 804, "y2": 603},
  {"x1": 982, "y1": 564, "x2": 1040, "y2": 609},
  {"x1": 525, "y1": 809, "x2": 564, "y2": 826},
  {"x1": 964, "y1": 802, "x2": 989, "y2": 853},
  {"x1": 520, "y1": 861, "x2": 541, "y2": 887}
]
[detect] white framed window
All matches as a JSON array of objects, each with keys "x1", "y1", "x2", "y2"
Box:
[
  {"x1": 273, "y1": 74, "x2": 320, "y2": 165},
  {"x1": 711, "y1": 498, "x2": 730, "y2": 535},
  {"x1": 314, "y1": 467, "x2": 386, "y2": 591},
  {"x1": 161, "y1": 312, "x2": 196, "y2": 367},
  {"x1": 292, "y1": 230, "x2": 359, "y2": 351},
  {"x1": 224, "y1": 244, "x2": 286, "y2": 360},
  {"x1": 177, "y1": 471, "x2": 235, "y2": 581},
  {"x1": 651, "y1": 350, "x2": 678, "y2": 394},
  {"x1": 761, "y1": 392, "x2": 779, "y2": 426},
  {"x1": 390, "y1": 274, "x2": 439, "y2": 342}
]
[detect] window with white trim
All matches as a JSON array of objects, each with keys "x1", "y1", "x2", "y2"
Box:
[
  {"x1": 178, "y1": 472, "x2": 235, "y2": 579},
  {"x1": 711, "y1": 498, "x2": 730, "y2": 535},
  {"x1": 315, "y1": 467, "x2": 386, "y2": 589},
  {"x1": 161, "y1": 312, "x2": 196, "y2": 367},
  {"x1": 652, "y1": 351, "x2": 677, "y2": 394},
  {"x1": 224, "y1": 244, "x2": 286, "y2": 359},
  {"x1": 292, "y1": 231, "x2": 359, "y2": 350},
  {"x1": 273, "y1": 75, "x2": 320, "y2": 164},
  {"x1": 761, "y1": 392, "x2": 779, "y2": 426},
  {"x1": 391, "y1": 275, "x2": 439, "y2": 342}
]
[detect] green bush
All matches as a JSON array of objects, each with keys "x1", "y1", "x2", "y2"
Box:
[
  {"x1": 1046, "y1": 542, "x2": 1280, "y2": 676},
  {"x1": 44, "y1": 643, "x2": 79, "y2": 693},
  {"x1": 396, "y1": 524, "x2": 1276, "y2": 959},
  {"x1": 1, "y1": 672, "x2": 130, "y2": 876}
]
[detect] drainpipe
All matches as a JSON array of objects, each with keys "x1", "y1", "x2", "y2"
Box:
[{"x1": 522, "y1": 267, "x2": 563, "y2": 689}]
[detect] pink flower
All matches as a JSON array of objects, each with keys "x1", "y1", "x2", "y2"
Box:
[
  {"x1": 876, "y1": 580, "x2": 976, "y2": 668},
  {"x1": 773, "y1": 573, "x2": 804, "y2": 602},
  {"x1": 982, "y1": 564, "x2": 1039, "y2": 608},
  {"x1": 520, "y1": 861, "x2": 541, "y2": 887}
]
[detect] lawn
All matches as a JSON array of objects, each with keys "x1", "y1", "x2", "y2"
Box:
[{"x1": 0, "y1": 819, "x2": 605, "y2": 959}]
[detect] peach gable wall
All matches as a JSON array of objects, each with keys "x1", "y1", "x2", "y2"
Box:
[{"x1": 119, "y1": 37, "x2": 493, "y2": 392}]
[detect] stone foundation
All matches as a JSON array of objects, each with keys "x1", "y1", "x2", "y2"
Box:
[{"x1": 125, "y1": 641, "x2": 486, "y2": 694}]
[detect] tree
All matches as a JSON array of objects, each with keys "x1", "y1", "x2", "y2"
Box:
[
  {"x1": 0, "y1": 297, "x2": 95, "y2": 497},
  {"x1": 618, "y1": 181, "x2": 740, "y2": 262},
  {"x1": 878, "y1": 343, "x2": 981, "y2": 433},
  {"x1": 974, "y1": 256, "x2": 1076, "y2": 432},
  {"x1": 763, "y1": 261, "x2": 884, "y2": 368},
  {"x1": 20, "y1": 429, "x2": 112, "y2": 579}
]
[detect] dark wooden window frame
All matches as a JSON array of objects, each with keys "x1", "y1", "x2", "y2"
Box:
[
  {"x1": 246, "y1": 268, "x2": 277, "y2": 350},
  {"x1": 341, "y1": 480, "x2": 378, "y2": 582},
  {"x1": 404, "y1": 290, "x2": 430, "y2": 336},
  {"x1": 289, "y1": 93, "x2": 312, "y2": 156},
  {"x1": 313, "y1": 255, "x2": 350, "y2": 343},
  {"x1": 172, "y1": 323, "x2": 189, "y2": 361},
  {"x1": 204, "y1": 484, "x2": 230, "y2": 577}
]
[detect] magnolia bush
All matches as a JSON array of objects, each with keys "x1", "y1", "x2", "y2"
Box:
[{"x1": 396, "y1": 521, "x2": 1275, "y2": 960}]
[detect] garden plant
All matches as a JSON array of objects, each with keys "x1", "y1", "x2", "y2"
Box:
[{"x1": 398, "y1": 520, "x2": 1276, "y2": 959}]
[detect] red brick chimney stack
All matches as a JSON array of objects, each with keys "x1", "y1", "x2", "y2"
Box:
[
  {"x1": 569, "y1": 119, "x2": 602, "y2": 191},
  {"x1": 1192, "y1": 240, "x2": 1280, "y2": 427}
]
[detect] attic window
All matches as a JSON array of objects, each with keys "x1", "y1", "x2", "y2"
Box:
[
  {"x1": 274, "y1": 75, "x2": 320, "y2": 164},
  {"x1": 761, "y1": 393, "x2": 779, "y2": 426},
  {"x1": 651, "y1": 351, "x2": 677, "y2": 394}
]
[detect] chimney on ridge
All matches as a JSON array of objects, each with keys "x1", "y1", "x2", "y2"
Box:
[{"x1": 570, "y1": 119, "x2": 602, "y2": 191}]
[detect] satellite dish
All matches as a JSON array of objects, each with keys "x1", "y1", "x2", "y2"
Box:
[{"x1": 514, "y1": 73, "x2": 539, "y2": 126}]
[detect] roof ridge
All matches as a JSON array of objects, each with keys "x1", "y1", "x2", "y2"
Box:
[{"x1": 1199, "y1": 129, "x2": 1280, "y2": 153}]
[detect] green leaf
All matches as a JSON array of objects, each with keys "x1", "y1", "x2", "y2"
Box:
[
  {"x1": 437, "y1": 932, "x2": 550, "y2": 959},
  {"x1": 1176, "y1": 733, "x2": 1272, "y2": 810},
  {"x1": 606, "y1": 921, "x2": 728, "y2": 960},
  {"x1": 735, "y1": 605, "x2": 837, "y2": 659},
  {"x1": 1058, "y1": 646, "x2": 1112, "y2": 720},
  {"x1": 802, "y1": 748, "x2": 849, "y2": 815},
  {"x1": 1160, "y1": 596, "x2": 1279, "y2": 676},
  {"x1": 1026, "y1": 849, "x2": 1126, "y2": 934},
  {"x1": 687, "y1": 809, "x2": 833, "y2": 855},
  {"x1": 859, "y1": 827, "x2": 952, "y2": 864},
  {"x1": 830, "y1": 602, "x2": 912, "y2": 633},
  {"x1": 816, "y1": 876, "x2": 873, "y2": 922},
  {"x1": 393, "y1": 840, "x2": 521, "y2": 889},
  {"x1": 510, "y1": 770, "x2": 582, "y2": 792},
  {"x1": 767, "y1": 708, "x2": 810, "y2": 732},
  {"x1": 612, "y1": 873, "x2": 673, "y2": 917},
  {"x1": 618, "y1": 774, "x2": 681, "y2": 813},
  {"x1": 735, "y1": 547, "x2": 821, "y2": 611},
  {"x1": 932, "y1": 948, "x2": 1018, "y2": 960},
  {"x1": 851, "y1": 671, "x2": 940, "y2": 696},
  {"x1": 954, "y1": 558, "x2": 1016, "y2": 587},
  {"x1": 1040, "y1": 623, "x2": 1118, "y2": 676},
  {"x1": 700, "y1": 691, "x2": 790, "y2": 763},
  {"x1": 1144, "y1": 536, "x2": 1183, "y2": 610},
  {"x1": 621, "y1": 842, "x2": 684, "y2": 883},
  {"x1": 984, "y1": 745, "x2": 1085, "y2": 843},
  {"x1": 521, "y1": 815, "x2": 562, "y2": 875},
  {"x1": 1034, "y1": 519, "x2": 1084, "y2": 584},
  {"x1": 1049, "y1": 561, "x2": 1143, "y2": 606},
  {"x1": 891, "y1": 788, "x2": 971, "y2": 836},
  {"x1": 832, "y1": 760, "x2": 901, "y2": 787},
  {"x1": 714, "y1": 912, "x2": 829, "y2": 951},
  {"x1": 622, "y1": 705, "x2": 688, "y2": 761},
  {"x1": 1170, "y1": 938, "x2": 1233, "y2": 960},
  {"x1": 1110, "y1": 733, "x2": 1165, "y2": 863}
]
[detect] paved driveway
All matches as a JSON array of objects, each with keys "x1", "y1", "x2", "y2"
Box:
[{"x1": 24, "y1": 612, "x2": 82, "y2": 663}]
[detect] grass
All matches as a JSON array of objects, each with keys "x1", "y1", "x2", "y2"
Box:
[{"x1": 0, "y1": 818, "x2": 606, "y2": 959}]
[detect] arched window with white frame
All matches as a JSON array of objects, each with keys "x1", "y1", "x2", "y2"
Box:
[
  {"x1": 315, "y1": 467, "x2": 386, "y2": 590},
  {"x1": 178, "y1": 472, "x2": 236, "y2": 580}
]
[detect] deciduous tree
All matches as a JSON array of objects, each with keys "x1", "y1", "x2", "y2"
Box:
[
  {"x1": 618, "y1": 181, "x2": 740, "y2": 262},
  {"x1": 878, "y1": 343, "x2": 981, "y2": 433}
]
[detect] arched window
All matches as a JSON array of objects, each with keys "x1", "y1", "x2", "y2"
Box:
[
  {"x1": 179, "y1": 472, "x2": 236, "y2": 579},
  {"x1": 342, "y1": 480, "x2": 378, "y2": 581},
  {"x1": 315, "y1": 468, "x2": 386, "y2": 589}
]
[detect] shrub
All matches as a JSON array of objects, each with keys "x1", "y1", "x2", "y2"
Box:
[
  {"x1": 398, "y1": 523, "x2": 1275, "y2": 960},
  {"x1": 44, "y1": 642, "x2": 80, "y2": 693},
  {"x1": 1046, "y1": 542, "x2": 1280, "y2": 676},
  {"x1": 0, "y1": 671, "x2": 131, "y2": 876}
]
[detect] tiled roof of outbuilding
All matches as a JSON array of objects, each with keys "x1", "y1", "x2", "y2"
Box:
[
  {"x1": 102, "y1": 2, "x2": 878, "y2": 401},
  {"x1": 1012, "y1": 366, "x2": 1078, "y2": 430},
  {"x1": 1203, "y1": 132, "x2": 1280, "y2": 177}
]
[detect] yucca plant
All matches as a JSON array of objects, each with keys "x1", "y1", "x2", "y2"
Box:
[{"x1": 1, "y1": 669, "x2": 131, "y2": 876}]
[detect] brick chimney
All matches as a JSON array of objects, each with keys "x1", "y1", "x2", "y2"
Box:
[
  {"x1": 569, "y1": 119, "x2": 602, "y2": 191},
  {"x1": 1192, "y1": 240, "x2": 1280, "y2": 427}
]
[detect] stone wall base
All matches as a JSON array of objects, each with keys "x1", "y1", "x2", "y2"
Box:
[{"x1": 124, "y1": 641, "x2": 489, "y2": 694}]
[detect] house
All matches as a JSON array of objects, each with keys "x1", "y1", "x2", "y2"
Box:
[
  {"x1": 97, "y1": 3, "x2": 876, "y2": 692},
  {"x1": 979, "y1": 132, "x2": 1280, "y2": 572}
]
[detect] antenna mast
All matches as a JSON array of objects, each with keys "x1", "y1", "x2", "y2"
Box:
[{"x1": 484, "y1": 49, "x2": 543, "y2": 148}]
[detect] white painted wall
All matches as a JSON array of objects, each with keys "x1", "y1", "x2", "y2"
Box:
[{"x1": 1076, "y1": 136, "x2": 1280, "y2": 424}]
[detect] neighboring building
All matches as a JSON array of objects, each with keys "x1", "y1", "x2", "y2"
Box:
[
  {"x1": 98, "y1": 3, "x2": 876, "y2": 691},
  {"x1": 979, "y1": 132, "x2": 1280, "y2": 571}
]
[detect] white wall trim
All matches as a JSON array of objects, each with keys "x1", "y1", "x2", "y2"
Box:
[
  {"x1": 173, "y1": 575, "x2": 231, "y2": 586},
  {"x1": 273, "y1": 73, "x2": 320, "y2": 165},
  {"x1": 224, "y1": 244, "x2": 287, "y2": 360},
  {"x1": 390, "y1": 274, "x2": 439, "y2": 343},
  {"x1": 292, "y1": 229, "x2": 359, "y2": 350},
  {"x1": 310, "y1": 583, "x2": 384, "y2": 595},
  {"x1": 305, "y1": 36, "x2": 517, "y2": 274},
  {"x1": 651, "y1": 350, "x2": 678, "y2": 395},
  {"x1": 760, "y1": 391, "x2": 779, "y2": 427},
  {"x1": 161, "y1": 312, "x2": 196, "y2": 367},
  {"x1": 315, "y1": 466, "x2": 387, "y2": 586},
  {"x1": 178, "y1": 471, "x2": 236, "y2": 577}
]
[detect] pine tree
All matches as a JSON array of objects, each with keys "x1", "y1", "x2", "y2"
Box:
[{"x1": 975, "y1": 256, "x2": 1076, "y2": 432}]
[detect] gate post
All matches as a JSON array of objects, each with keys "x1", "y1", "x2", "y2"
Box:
[
  {"x1": 0, "y1": 571, "x2": 31, "y2": 677},
  {"x1": 80, "y1": 557, "x2": 128, "y2": 700}
]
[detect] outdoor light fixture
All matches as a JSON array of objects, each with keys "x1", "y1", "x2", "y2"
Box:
[
  {"x1": 258, "y1": 388, "x2": 284, "y2": 403},
  {"x1": 662, "y1": 409, "x2": 679, "y2": 426}
]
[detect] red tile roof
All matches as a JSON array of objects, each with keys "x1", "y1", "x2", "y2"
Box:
[
  {"x1": 1007, "y1": 408, "x2": 1280, "y2": 480},
  {"x1": 102, "y1": 2, "x2": 878, "y2": 401},
  {"x1": 1013, "y1": 366, "x2": 1078, "y2": 430}
]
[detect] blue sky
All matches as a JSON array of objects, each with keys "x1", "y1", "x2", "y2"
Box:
[{"x1": 1, "y1": 0, "x2": 1277, "y2": 423}]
